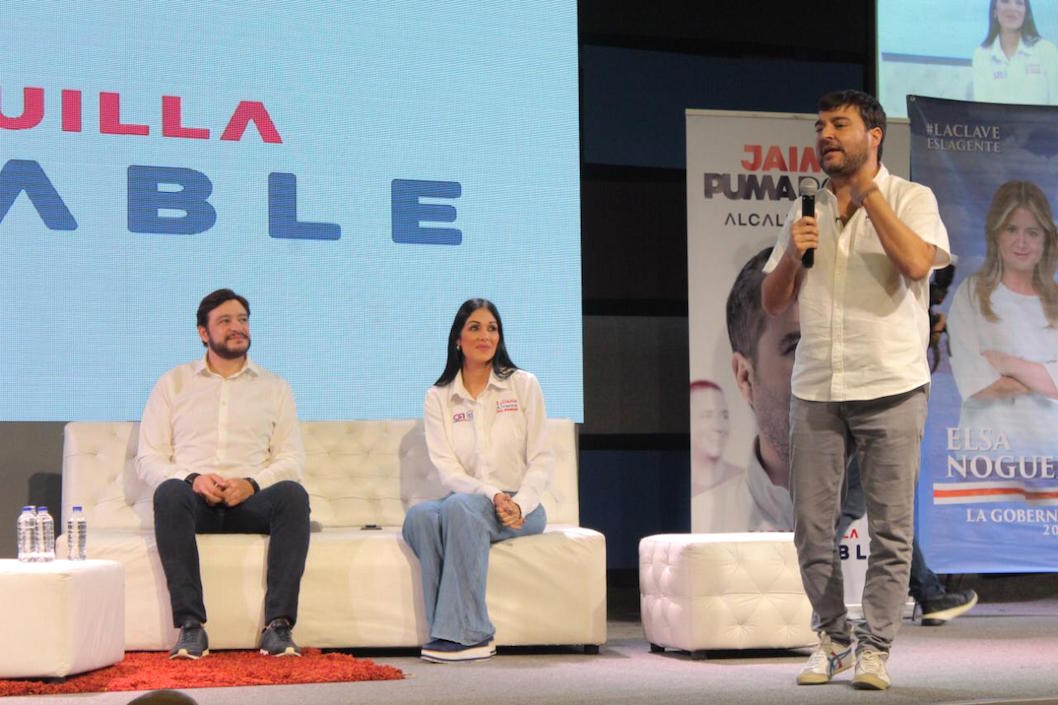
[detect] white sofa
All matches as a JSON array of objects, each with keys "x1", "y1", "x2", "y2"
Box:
[{"x1": 59, "y1": 419, "x2": 606, "y2": 651}]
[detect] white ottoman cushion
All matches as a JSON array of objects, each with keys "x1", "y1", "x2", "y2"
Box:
[
  {"x1": 0, "y1": 559, "x2": 125, "y2": 678},
  {"x1": 640, "y1": 533, "x2": 815, "y2": 653}
]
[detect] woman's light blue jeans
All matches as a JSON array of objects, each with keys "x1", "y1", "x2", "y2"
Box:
[{"x1": 402, "y1": 492, "x2": 547, "y2": 646}]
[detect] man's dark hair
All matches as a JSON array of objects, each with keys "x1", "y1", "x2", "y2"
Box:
[
  {"x1": 196, "y1": 288, "x2": 250, "y2": 334},
  {"x1": 726, "y1": 247, "x2": 773, "y2": 363},
  {"x1": 818, "y1": 89, "x2": 887, "y2": 162}
]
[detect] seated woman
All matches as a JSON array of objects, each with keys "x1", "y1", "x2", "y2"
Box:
[
  {"x1": 947, "y1": 180, "x2": 1058, "y2": 458},
  {"x1": 402, "y1": 298, "x2": 552, "y2": 663}
]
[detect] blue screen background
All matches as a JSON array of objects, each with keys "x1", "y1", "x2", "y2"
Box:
[{"x1": 0, "y1": 1, "x2": 583, "y2": 421}]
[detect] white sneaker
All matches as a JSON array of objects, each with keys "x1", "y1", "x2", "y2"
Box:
[
  {"x1": 796, "y1": 633, "x2": 854, "y2": 685},
  {"x1": 852, "y1": 648, "x2": 891, "y2": 690}
]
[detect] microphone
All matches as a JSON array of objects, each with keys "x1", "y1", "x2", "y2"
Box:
[{"x1": 799, "y1": 178, "x2": 818, "y2": 269}]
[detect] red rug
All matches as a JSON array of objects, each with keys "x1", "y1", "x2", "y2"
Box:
[{"x1": 0, "y1": 649, "x2": 404, "y2": 697}]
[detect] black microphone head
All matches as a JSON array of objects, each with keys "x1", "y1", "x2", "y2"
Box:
[{"x1": 799, "y1": 178, "x2": 818, "y2": 198}]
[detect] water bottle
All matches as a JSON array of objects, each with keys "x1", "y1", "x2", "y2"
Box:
[
  {"x1": 36, "y1": 506, "x2": 56, "y2": 562},
  {"x1": 17, "y1": 506, "x2": 38, "y2": 562},
  {"x1": 66, "y1": 505, "x2": 87, "y2": 560}
]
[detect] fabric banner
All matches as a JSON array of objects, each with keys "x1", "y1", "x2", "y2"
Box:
[
  {"x1": 908, "y1": 96, "x2": 1058, "y2": 573},
  {"x1": 686, "y1": 110, "x2": 910, "y2": 606},
  {"x1": 686, "y1": 109, "x2": 911, "y2": 532}
]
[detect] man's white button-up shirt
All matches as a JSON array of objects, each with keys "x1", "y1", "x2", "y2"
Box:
[
  {"x1": 136, "y1": 355, "x2": 304, "y2": 490},
  {"x1": 765, "y1": 165, "x2": 951, "y2": 402}
]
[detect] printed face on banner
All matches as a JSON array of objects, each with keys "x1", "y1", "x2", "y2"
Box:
[
  {"x1": 690, "y1": 386, "x2": 730, "y2": 464},
  {"x1": 746, "y1": 302, "x2": 800, "y2": 474},
  {"x1": 998, "y1": 207, "x2": 1046, "y2": 277}
]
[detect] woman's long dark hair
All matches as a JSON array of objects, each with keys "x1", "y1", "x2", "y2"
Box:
[
  {"x1": 982, "y1": 0, "x2": 1041, "y2": 48},
  {"x1": 434, "y1": 298, "x2": 518, "y2": 387}
]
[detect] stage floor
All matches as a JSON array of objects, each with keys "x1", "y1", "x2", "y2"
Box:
[{"x1": 11, "y1": 596, "x2": 1058, "y2": 705}]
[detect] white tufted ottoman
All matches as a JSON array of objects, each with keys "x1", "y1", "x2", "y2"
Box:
[
  {"x1": 0, "y1": 559, "x2": 125, "y2": 678},
  {"x1": 639, "y1": 533, "x2": 815, "y2": 658}
]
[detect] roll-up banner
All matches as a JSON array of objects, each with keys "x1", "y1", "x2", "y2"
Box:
[
  {"x1": 908, "y1": 96, "x2": 1058, "y2": 573},
  {"x1": 687, "y1": 109, "x2": 911, "y2": 606}
]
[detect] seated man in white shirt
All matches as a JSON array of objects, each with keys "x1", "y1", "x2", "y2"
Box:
[{"x1": 136, "y1": 288, "x2": 309, "y2": 659}]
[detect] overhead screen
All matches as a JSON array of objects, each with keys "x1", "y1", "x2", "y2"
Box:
[
  {"x1": 0, "y1": 1, "x2": 583, "y2": 422},
  {"x1": 878, "y1": 0, "x2": 1058, "y2": 119}
]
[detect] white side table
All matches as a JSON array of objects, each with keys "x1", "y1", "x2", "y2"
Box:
[{"x1": 0, "y1": 559, "x2": 125, "y2": 678}]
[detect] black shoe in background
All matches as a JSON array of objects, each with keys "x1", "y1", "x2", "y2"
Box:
[{"x1": 920, "y1": 589, "x2": 978, "y2": 626}]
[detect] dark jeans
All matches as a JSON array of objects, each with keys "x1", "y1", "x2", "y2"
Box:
[
  {"x1": 837, "y1": 459, "x2": 946, "y2": 604},
  {"x1": 153, "y1": 478, "x2": 311, "y2": 627}
]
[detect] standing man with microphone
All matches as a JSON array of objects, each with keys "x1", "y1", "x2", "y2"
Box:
[{"x1": 761, "y1": 90, "x2": 950, "y2": 690}]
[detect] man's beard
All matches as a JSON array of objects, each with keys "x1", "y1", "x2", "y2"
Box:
[
  {"x1": 821, "y1": 142, "x2": 868, "y2": 178},
  {"x1": 208, "y1": 334, "x2": 250, "y2": 360}
]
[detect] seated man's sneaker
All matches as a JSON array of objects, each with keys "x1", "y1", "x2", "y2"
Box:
[
  {"x1": 852, "y1": 648, "x2": 891, "y2": 690},
  {"x1": 169, "y1": 619, "x2": 209, "y2": 660},
  {"x1": 920, "y1": 588, "x2": 978, "y2": 626},
  {"x1": 259, "y1": 617, "x2": 301, "y2": 657},
  {"x1": 796, "y1": 632, "x2": 853, "y2": 685},
  {"x1": 420, "y1": 637, "x2": 496, "y2": 663}
]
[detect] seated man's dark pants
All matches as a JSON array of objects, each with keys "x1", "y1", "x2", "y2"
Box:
[{"x1": 153, "y1": 478, "x2": 310, "y2": 627}]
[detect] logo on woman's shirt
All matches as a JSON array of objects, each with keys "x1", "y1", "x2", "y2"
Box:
[{"x1": 496, "y1": 399, "x2": 519, "y2": 413}]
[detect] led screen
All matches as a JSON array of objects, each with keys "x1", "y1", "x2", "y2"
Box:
[
  {"x1": 878, "y1": 0, "x2": 1058, "y2": 119},
  {"x1": 0, "y1": 1, "x2": 583, "y2": 421}
]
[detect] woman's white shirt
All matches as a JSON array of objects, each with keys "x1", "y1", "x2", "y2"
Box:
[
  {"x1": 424, "y1": 368, "x2": 552, "y2": 516},
  {"x1": 947, "y1": 277, "x2": 1058, "y2": 456},
  {"x1": 972, "y1": 37, "x2": 1058, "y2": 105}
]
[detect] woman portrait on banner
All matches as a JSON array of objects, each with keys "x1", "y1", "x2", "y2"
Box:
[
  {"x1": 402, "y1": 298, "x2": 551, "y2": 663},
  {"x1": 972, "y1": 0, "x2": 1058, "y2": 105},
  {"x1": 947, "y1": 181, "x2": 1058, "y2": 458},
  {"x1": 689, "y1": 380, "x2": 743, "y2": 496}
]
